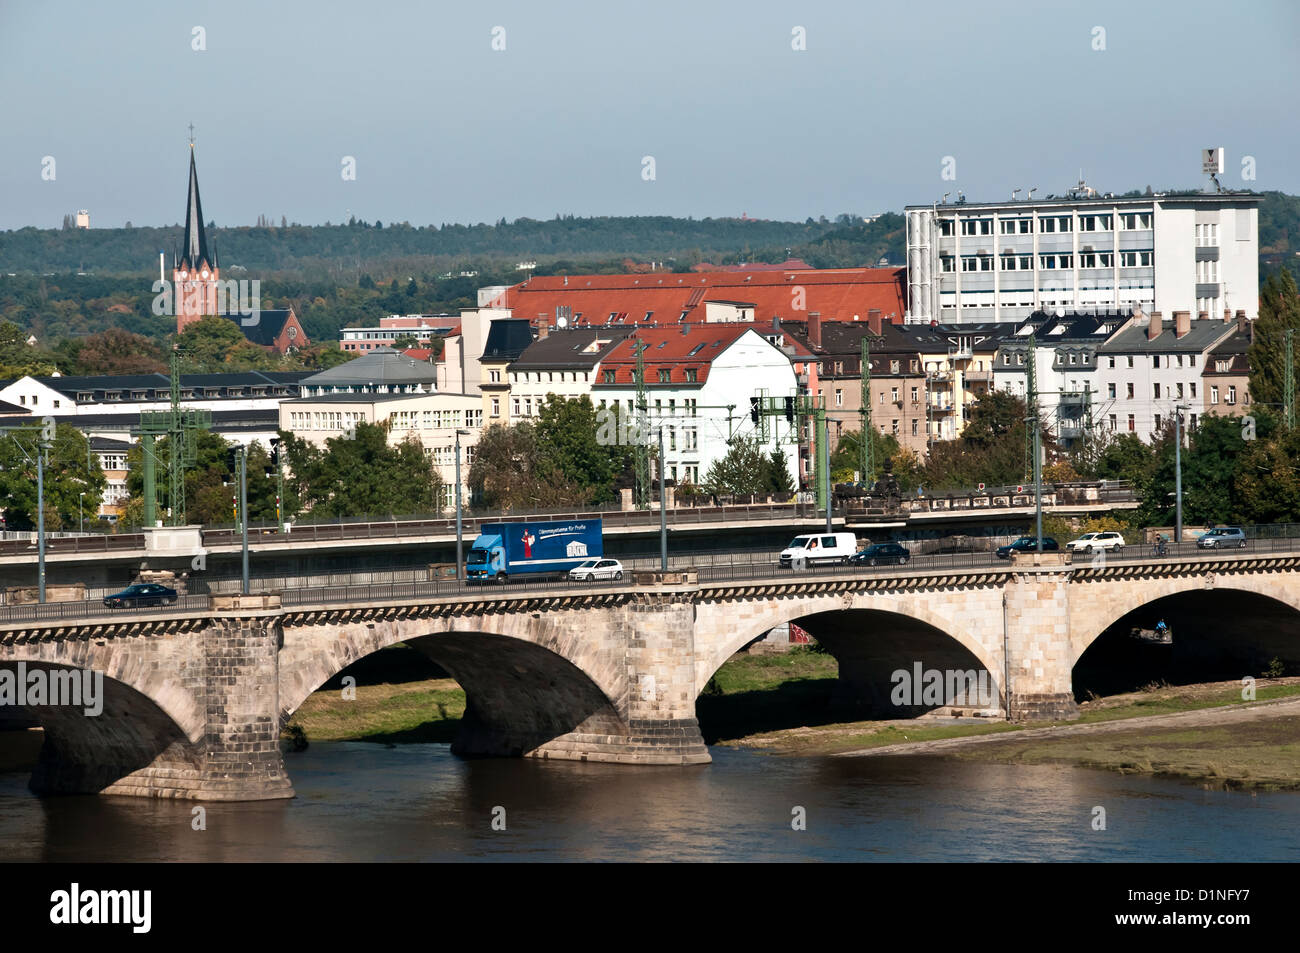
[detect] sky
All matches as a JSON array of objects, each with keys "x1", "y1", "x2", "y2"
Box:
[{"x1": 2, "y1": 0, "x2": 1298, "y2": 231}]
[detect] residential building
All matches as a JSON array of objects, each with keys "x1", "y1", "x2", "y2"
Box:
[
  {"x1": 1203, "y1": 315, "x2": 1253, "y2": 419},
  {"x1": 280, "y1": 393, "x2": 483, "y2": 509},
  {"x1": 781, "y1": 312, "x2": 930, "y2": 461},
  {"x1": 339, "y1": 314, "x2": 461, "y2": 353},
  {"x1": 590, "y1": 326, "x2": 799, "y2": 489},
  {"x1": 993, "y1": 311, "x2": 1131, "y2": 449},
  {"x1": 506, "y1": 325, "x2": 635, "y2": 424},
  {"x1": 910, "y1": 323, "x2": 1013, "y2": 442},
  {"x1": 90, "y1": 437, "x2": 131, "y2": 520},
  {"x1": 906, "y1": 190, "x2": 1260, "y2": 326},
  {"x1": 1095, "y1": 311, "x2": 1237, "y2": 441},
  {"x1": 477, "y1": 319, "x2": 535, "y2": 424}
]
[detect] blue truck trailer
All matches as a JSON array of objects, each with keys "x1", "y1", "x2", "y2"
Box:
[{"x1": 465, "y1": 518, "x2": 603, "y2": 582}]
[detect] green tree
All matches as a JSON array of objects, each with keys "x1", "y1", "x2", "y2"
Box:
[
  {"x1": 0, "y1": 423, "x2": 105, "y2": 531},
  {"x1": 467, "y1": 421, "x2": 591, "y2": 510},
  {"x1": 1235, "y1": 421, "x2": 1300, "y2": 523},
  {"x1": 175, "y1": 315, "x2": 277, "y2": 372},
  {"x1": 703, "y1": 436, "x2": 770, "y2": 495},
  {"x1": 535, "y1": 395, "x2": 617, "y2": 503},
  {"x1": 0, "y1": 321, "x2": 58, "y2": 378},
  {"x1": 1248, "y1": 269, "x2": 1300, "y2": 414},
  {"x1": 830, "y1": 428, "x2": 900, "y2": 483},
  {"x1": 763, "y1": 448, "x2": 795, "y2": 493},
  {"x1": 282, "y1": 423, "x2": 442, "y2": 518},
  {"x1": 56, "y1": 327, "x2": 166, "y2": 375}
]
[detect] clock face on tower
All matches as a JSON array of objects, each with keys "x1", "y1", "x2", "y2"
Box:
[
  {"x1": 201, "y1": 269, "x2": 209, "y2": 278},
  {"x1": 287, "y1": 326, "x2": 297, "y2": 339}
]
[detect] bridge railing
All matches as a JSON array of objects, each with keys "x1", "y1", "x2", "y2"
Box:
[{"x1": 3, "y1": 534, "x2": 1300, "y2": 626}]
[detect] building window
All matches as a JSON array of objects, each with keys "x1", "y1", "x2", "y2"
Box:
[
  {"x1": 1227, "y1": 386, "x2": 1237, "y2": 404},
  {"x1": 1127, "y1": 383, "x2": 1135, "y2": 399},
  {"x1": 1107, "y1": 383, "x2": 1116, "y2": 399},
  {"x1": 911, "y1": 386, "x2": 919, "y2": 402},
  {"x1": 1109, "y1": 414, "x2": 1117, "y2": 431},
  {"x1": 1128, "y1": 414, "x2": 1135, "y2": 432},
  {"x1": 685, "y1": 368, "x2": 697, "y2": 383},
  {"x1": 1153, "y1": 383, "x2": 1161, "y2": 399},
  {"x1": 658, "y1": 369, "x2": 671, "y2": 383},
  {"x1": 491, "y1": 398, "x2": 500, "y2": 417},
  {"x1": 603, "y1": 370, "x2": 615, "y2": 384},
  {"x1": 1154, "y1": 413, "x2": 1162, "y2": 430}
]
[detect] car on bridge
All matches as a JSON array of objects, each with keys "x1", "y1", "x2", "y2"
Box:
[
  {"x1": 568, "y1": 558, "x2": 624, "y2": 582},
  {"x1": 1197, "y1": 526, "x2": 1247, "y2": 549},
  {"x1": 1066, "y1": 531, "x2": 1125, "y2": 554},
  {"x1": 103, "y1": 583, "x2": 178, "y2": 609},
  {"x1": 995, "y1": 537, "x2": 1059, "y2": 559},
  {"x1": 849, "y1": 543, "x2": 911, "y2": 567}
]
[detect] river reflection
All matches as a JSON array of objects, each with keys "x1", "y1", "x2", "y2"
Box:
[{"x1": 2, "y1": 743, "x2": 1298, "y2": 862}]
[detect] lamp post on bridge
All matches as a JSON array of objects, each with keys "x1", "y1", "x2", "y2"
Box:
[
  {"x1": 1174, "y1": 403, "x2": 1190, "y2": 550},
  {"x1": 455, "y1": 428, "x2": 470, "y2": 582},
  {"x1": 1, "y1": 427, "x2": 50, "y2": 603}
]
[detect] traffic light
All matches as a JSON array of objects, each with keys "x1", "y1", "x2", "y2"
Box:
[
  {"x1": 784, "y1": 396, "x2": 796, "y2": 424},
  {"x1": 225, "y1": 447, "x2": 239, "y2": 473},
  {"x1": 268, "y1": 437, "x2": 280, "y2": 468},
  {"x1": 750, "y1": 396, "x2": 760, "y2": 424},
  {"x1": 231, "y1": 495, "x2": 239, "y2": 521}
]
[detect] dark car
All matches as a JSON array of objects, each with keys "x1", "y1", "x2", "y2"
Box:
[
  {"x1": 995, "y1": 536, "x2": 1059, "y2": 559},
  {"x1": 104, "y1": 583, "x2": 178, "y2": 609},
  {"x1": 850, "y1": 542, "x2": 911, "y2": 567}
]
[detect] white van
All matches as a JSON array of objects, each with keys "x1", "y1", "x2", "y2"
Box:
[{"x1": 779, "y1": 532, "x2": 859, "y2": 569}]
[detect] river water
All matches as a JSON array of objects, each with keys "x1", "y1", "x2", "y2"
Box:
[{"x1": 3, "y1": 742, "x2": 1298, "y2": 862}]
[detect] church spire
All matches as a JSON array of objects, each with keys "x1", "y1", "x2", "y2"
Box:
[{"x1": 178, "y1": 146, "x2": 214, "y2": 272}]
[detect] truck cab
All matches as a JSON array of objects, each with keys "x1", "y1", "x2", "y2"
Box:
[{"x1": 466, "y1": 534, "x2": 506, "y2": 582}]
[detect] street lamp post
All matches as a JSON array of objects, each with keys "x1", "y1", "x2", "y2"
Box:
[
  {"x1": 3, "y1": 429, "x2": 49, "y2": 603},
  {"x1": 455, "y1": 429, "x2": 469, "y2": 582},
  {"x1": 1174, "y1": 403, "x2": 1190, "y2": 549},
  {"x1": 238, "y1": 446, "x2": 249, "y2": 596},
  {"x1": 658, "y1": 424, "x2": 667, "y2": 571},
  {"x1": 79, "y1": 492, "x2": 85, "y2": 533}
]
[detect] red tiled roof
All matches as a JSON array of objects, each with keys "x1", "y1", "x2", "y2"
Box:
[
  {"x1": 591, "y1": 325, "x2": 757, "y2": 387},
  {"x1": 503, "y1": 268, "x2": 906, "y2": 329},
  {"x1": 401, "y1": 348, "x2": 434, "y2": 361}
]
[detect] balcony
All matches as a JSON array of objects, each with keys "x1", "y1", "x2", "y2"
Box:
[
  {"x1": 1058, "y1": 391, "x2": 1091, "y2": 408},
  {"x1": 964, "y1": 369, "x2": 993, "y2": 383}
]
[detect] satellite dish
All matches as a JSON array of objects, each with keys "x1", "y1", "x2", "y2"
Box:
[{"x1": 556, "y1": 317, "x2": 568, "y2": 329}]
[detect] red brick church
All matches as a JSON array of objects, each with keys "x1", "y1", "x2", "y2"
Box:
[{"x1": 173, "y1": 146, "x2": 308, "y2": 354}]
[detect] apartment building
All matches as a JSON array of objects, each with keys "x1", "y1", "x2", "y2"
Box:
[
  {"x1": 1095, "y1": 311, "x2": 1237, "y2": 441},
  {"x1": 280, "y1": 392, "x2": 483, "y2": 508},
  {"x1": 905, "y1": 191, "x2": 1260, "y2": 326},
  {"x1": 993, "y1": 311, "x2": 1131, "y2": 449},
  {"x1": 1202, "y1": 320, "x2": 1253, "y2": 419},
  {"x1": 910, "y1": 323, "x2": 1011, "y2": 443},
  {"x1": 504, "y1": 326, "x2": 634, "y2": 425},
  {"x1": 590, "y1": 325, "x2": 799, "y2": 489},
  {"x1": 338, "y1": 314, "x2": 461, "y2": 353},
  {"x1": 477, "y1": 319, "x2": 535, "y2": 424}
]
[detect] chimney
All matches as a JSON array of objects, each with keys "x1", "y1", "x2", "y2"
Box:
[
  {"x1": 1147, "y1": 311, "x2": 1163, "y2": 341},
  {"x1": 1224, "y1": 307, "x2": 1233, "y2": 325},
  {"x1": 1236, "y1": 310, "x2": 1248, "y2": 334},
  {"x1": 1197, "y1": 310, "x2": 1208, "y2": 322},
  {"x1": 1174, "y1": 310, "x2": 1191, "y2": 338},
  {"x1": 808, "y1": 311, "x2": 822, "y2": 348},
  {"x1": 867, "y1": 309, "x2": 883, "y2": 335},
  {"x1": 538, "y1": 317, "x2": 549, "y2": 340}
]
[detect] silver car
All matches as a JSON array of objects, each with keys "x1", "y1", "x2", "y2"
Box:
[{"x1": 1197, "y1": 526, "x2": 1247, "y2": 549}]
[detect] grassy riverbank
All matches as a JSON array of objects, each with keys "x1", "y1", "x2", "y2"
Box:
[{"x1": 280, "y1": 646, "x2": 1300, "y2": 789}]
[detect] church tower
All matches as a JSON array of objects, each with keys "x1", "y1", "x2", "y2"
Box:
[{"x1": 174, "y1": 145, "x2": 219, "y2": 334}]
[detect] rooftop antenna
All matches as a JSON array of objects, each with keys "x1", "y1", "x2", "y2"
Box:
[
  {"x1": 187, "y1": 122, "x2": 195, "y2": 147},
  {"x1": 1028, "y1": 187, "x2": 1038, "y2": 201},
  {"x1": 1012, "y1": 188, "x2": 1021, "y2": 201}
]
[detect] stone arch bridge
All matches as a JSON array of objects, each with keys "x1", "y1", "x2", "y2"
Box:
[{"x1": 1, "y1": 550, "x2": 1297, "y2": 800}]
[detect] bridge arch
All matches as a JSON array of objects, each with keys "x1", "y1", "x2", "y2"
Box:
[
  {"x1": 278, "y1": 614, "x2": 630, "y2": 759},
  {"x1": 1070, "y1": 573, "x2": 1300, "y2": 666},
  {"x1": 695, "y1": 588, "x2": 1005, "y2": 715},
  {"x1": 1071, "y1": 575, "x2": 1300, "y2": 697},
  {"x1": 0, "y1": 659, "x2": 200, "y2": 796}
]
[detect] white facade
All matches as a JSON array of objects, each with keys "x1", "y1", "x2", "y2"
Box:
[
  {"x1": 591, "y1": 329, "x2": 799, "y2": 488},
  {"x1": 280, "y1": 393, "x2": 484, "y2": 507},
  {"x1": 906, "y1": 194, "x2": 1259, "y2": 326}
]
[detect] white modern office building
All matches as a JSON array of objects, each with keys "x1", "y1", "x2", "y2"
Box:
[{"x1": 905, "y1": 191, "x2": 1260, "y2": 326}]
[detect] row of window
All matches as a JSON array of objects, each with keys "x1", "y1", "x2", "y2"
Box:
[
  {"x1": 1194, "y1": 223, "x2": 1219, "y2": 247},
  {"x1": 507, "y1": 370, "x2": 592, "y2": 384},
  {"x1": 387, "y1": 408, "x2": 483, "y2": 430},
  {"x1": 944, "y1": 251, "x2": 1152, "y2": 272},
  {"x1": 1195, "y1": 259, "x2": 1220, "y2": 283},
  {"x1": 940, "y1": 211, "x2": 1151, "y2": 237},
  {"x1": 421, "y1": 445, "x2": 476, "y2": 467},
  {"x1": 1107, "y1": 413, "x2": 1199, "y2": 433}
]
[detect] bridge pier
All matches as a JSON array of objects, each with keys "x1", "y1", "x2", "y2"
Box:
[{"x1": 1004, "y1": 568, "x2": 1079, "y2": 722}]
